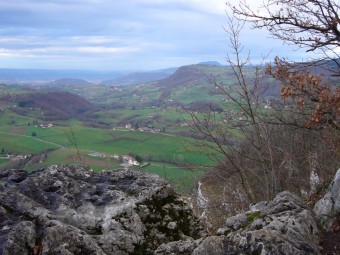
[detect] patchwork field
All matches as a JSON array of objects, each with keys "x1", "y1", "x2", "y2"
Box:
[
  {"x1": 0, "y1": 64, "x2": 265, "y2": 193},
  {"x1": 0, "y1": 109, "x2": 213, "y2": 192}
]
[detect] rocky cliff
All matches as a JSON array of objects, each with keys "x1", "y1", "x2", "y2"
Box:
[
  {"x1": 0, "y1": 165, "x2": 205, "y2": 255},
  {"x1": 1, "y1": 165, "x2": 339, "y2": 255}
]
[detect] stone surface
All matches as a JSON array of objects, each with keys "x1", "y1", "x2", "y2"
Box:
[
  {"x1": 154, "y1": 237, "x2": 203, "y2": 255},
  {"x1": 193, "y1": 191, "x2": 321, "y2": 255},
  {"x1": 3, "y1": 164, "x2": 338, "y2": 255},
  {"x1": 0, "y1": 165, "x2": 205, "y2": 255},
  {"x1": 314, "y1": 168, "x2": 340, "y2": 231}
]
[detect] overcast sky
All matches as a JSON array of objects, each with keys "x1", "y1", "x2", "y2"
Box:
[{"x1": 0, "y1": 0, "x2": 311, "y2": 71}]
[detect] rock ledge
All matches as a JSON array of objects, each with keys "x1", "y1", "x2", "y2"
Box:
[{"x1": 0, "y1": 165, "x2": 205, "y2": 255}]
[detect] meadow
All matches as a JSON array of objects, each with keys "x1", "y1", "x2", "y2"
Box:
[
  {"x1": 0, "y1": 107, "x2": 213, "y2": 192},
  {"x1": 0, "y1": 64, "x2": 257, "y2": 192}
]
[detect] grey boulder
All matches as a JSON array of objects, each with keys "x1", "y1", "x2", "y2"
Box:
[
  {"x1": 314, "y1": 168, "x2": 340, "y2": 231},
  {"x1": 193, "y1": 191, "x2": 320, "y2": 255},
  {"x1": 0, "y1": 165, "x2": 205, "y2": 255}
]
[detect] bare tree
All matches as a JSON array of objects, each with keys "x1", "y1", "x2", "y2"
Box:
[
  {"x1": 228, "y1": 0, "x2": 340, "y2": 54},
  {"x1": 188, "y1": 10, "x2": 339, "y2": 227},
  {"x1": 227, "y1": 0, "x2": 340, "y2": 151},
  {"x1": 65, "y1": 127, "x2": 84, "y2": 165},
  {"x1": 187, "y1": 16, "x2": 280, "y2": 204}
]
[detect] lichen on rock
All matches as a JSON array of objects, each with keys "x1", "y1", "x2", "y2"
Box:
[
  {"x1": 0, "y1": 165, "x2": 205, "y2": 255},
  {"x1": 2, "y1": 164, "x2": 338, "y2": 255},
  {"x1": 193, "y1": 191, "x2": 321, "y2": 255}
]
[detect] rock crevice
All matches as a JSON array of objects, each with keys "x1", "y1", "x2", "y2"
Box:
[
  {"x1": 1, "y1": 165, "x2": 340, "y2": 255},
  {"x1": 0, "y1": 165, "x2": 205, "y2": 255}
]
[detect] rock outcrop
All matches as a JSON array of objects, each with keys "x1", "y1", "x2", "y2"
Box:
[
  {"x1": 192, "y1": 191, "x2": 321, "y2": 255},
  {"x1": 314, "y1": 168, "x2": 340, "y2": 231},
  {"x1": 2, "y1": 164, "x2": 339, "y2": 255},
  {"x1": 0, "y1": 165, "x2": 205, "y2": 255}
]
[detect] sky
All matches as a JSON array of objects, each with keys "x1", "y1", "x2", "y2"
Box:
[{"x1": 0, "y1": 0, "x2": 311, "y2": 71}]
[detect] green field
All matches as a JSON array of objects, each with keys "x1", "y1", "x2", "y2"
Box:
[
  {"x1": 0, "y1": 133, "x2": 59, "y2": 154},
  {"x1": 36, "y1": 126, "x2": 212, "y2": 165},
  {"x1": 23, "y1": 146, "x2": 203, "y2": 192},
  {"x1": 133, "y1": 163, "x2": 203, "y2": 193},
  {"x1": 0, "y1": 109, "x2": 213, "y2": 192},
  {"x1": 0, "y1": 64, "x2": 256, "y2": 192},
  {"x1": 0, "y1": 158, "x2": 8, "y2": 164}
]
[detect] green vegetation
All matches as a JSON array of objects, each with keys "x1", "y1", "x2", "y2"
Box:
[
  {"x1": 134, "y1": 163, "x2": 203, "y2": 193},
  {"x1": 0, "y1": 133, "x2": 59, "y2": 154},
  {"x1": 246, "y1": 211, "x2": 261, "y2": 227},
  {"x1": 0, "y1": 158, "x2": 8, "y2": 164},
  {"x1": 0, "y1": 64, "x2": 262, "y2": 192},
  {"x1": 0, "y1": 107, "x2": 213, "y2": 191}
]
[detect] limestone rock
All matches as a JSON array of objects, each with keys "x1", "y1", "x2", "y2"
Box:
[
  {"x1": 193, "y1": 191, "x2": 321, "y2": 255},
  {"x1": 0, "y1": 165, "x2": 205, "y2": 255},
  {"x1": 314, "y1": 168, "x2": 340, "y2": 231},
  {"x1": 154, "y1": 237, "x2": 203, "y2": 255}
]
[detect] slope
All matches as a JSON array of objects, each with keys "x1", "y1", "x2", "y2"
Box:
[{"x1": 13, "y1": 91, "x2": 95, "y2": 120}]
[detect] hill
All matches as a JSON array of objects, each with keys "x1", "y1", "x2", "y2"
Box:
[
  {"x1": 101, "y1": 70, "x2": 176, "y2": 86},
  {"x1": 150, "y1": 64, "x2": 230, "y2": 103},
  {"x1": 19, "y1": 64, "x2": 280, "y2": 110},
  {"x1": 47, "y1": 78, "x2": 95, "y2": 86},
  {"x1": 198, "y1": 61, "x2": 223, "y2": 66},
  {"x1": 156, "y1": 65, "x2": 209, "y2": 88},
  {"x1": 14, "y1": 91, "x2": 95, "y2": 120}
]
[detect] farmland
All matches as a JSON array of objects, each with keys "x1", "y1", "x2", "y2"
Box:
[
  {"x1": 0, "y1": 107, "x2": 213, "y2": 192},
  {"x1": 0, "y1": 64, "x2": 266, "y2": 192}
]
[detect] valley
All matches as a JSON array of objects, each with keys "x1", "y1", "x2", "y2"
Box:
[{"x1": 0, "y1": 63, "x2": 271, "y2": 193}]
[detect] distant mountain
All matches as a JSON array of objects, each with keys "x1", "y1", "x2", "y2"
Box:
[
  {"x1": 159, "y1": 67, "x2": 179, "y2": 74},
  {"x1": 148, "y1": 63, "x2": 280, "y2": 103},
  {"x1": 297, "y1": 58, "x2": 340, "y2": 76},
  {"x1": 0, "y1": 68, "x2": 182, "y2": 86},
  {"x1": 198, "y1": 61, "x2": 223, "y2": 66},
  {"x1": 13, "y1": 92, "x2": 95, "y2": 120},
  {"x1": 156, "y1": 65, "x2": 208, "y2": 88},
  {"x1": 101, "y1": 69, "x2": 177, "y2": 86},
  {"x1": 0, "y1": 69, "x2": 125, "y2": 85},
  {"x1": 47, "y1": 78, "x2": 95, "y2": 86},
  {"x1": 151, "y1": 64, "x2": 224, "y2": 102}
]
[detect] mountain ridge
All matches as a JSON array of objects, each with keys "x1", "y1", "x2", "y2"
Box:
[{"x1": 47, "y1": 78, "x2": 95, "y2": 86}]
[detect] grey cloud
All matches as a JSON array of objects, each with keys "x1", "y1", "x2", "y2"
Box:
[{"x1": 0, "y1": 0, "x2": 308, "y2": 70}]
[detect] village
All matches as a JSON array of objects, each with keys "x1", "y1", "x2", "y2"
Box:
[
  {"x1": 88, "y1": 152, "x2": 149, "y2": 168},
  {"x1": 0, "y1": 152, "x2": 33, "y2": 161},
  {"x1": 124, "y1": 123, "x2": 161, "y2": 133}
]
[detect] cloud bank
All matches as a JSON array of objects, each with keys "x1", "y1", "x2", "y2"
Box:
[{"x1": 0, "y1": 0, "x2": 309, "y2": 70}]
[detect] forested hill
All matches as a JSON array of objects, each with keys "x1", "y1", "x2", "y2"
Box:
[
  {"x1": 8, "y1": 91, "x2": 95, "y2": 120},
  {"x1": 156, "y1": 65, "x2": 210, "y2": 88}
]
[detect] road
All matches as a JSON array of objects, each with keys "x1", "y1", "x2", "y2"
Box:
[{"x1": 0, "y1": 129, "x2": 188, "y2": 170}]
